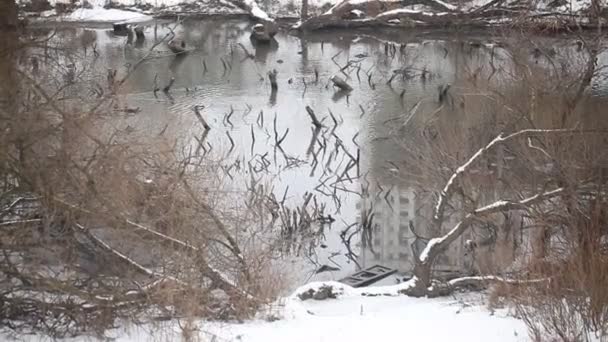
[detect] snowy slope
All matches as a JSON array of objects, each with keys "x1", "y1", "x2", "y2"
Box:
[
  {"x1": 1, "y1": 282, "x2": 529, "y2": 341},
  {"x1": 205, "y1": 295, "x2": 528, "y2": 342},
  {"x1": 129, "y1": 291, "x2": 527, "y2": 342}
]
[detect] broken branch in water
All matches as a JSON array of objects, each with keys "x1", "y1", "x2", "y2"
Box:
[
  {"x1": 257, "y1": 109, "x2": 264, "y2": 127},
  {"x1": 226, "y1": 131, "x2": 235, "y2": 153},
  {"x1": 220, "y1": 57, "x2": 228, "y2": 75},
  {"x1": 302, "y1": 77, "x2": 308, "y2": 97},
  {"x1": 329, "y1": 109, "x2": 339, "y2": 131},
  {"x1": 250, "y1": 125, "x2": 255, "y2": 155},
  {"x1": 305, "y1": 106, "x2": 324, "y2": 129},
  {"x1": 277, "y1": 128, "x2": 290, "y2": 146},
  {"x1": 268, "y1": 69, "x2": 278, "y2": 91},
  {"x1": 153, "y1": 74, "x2": 160, "y2": 96},
  {"x1": 193, "y1": 105, "x2": 211, "y2": 131},
  {"x1": 238, "y1": 43, "x2": 255, "y2": 59},
  {"x1": 352, "y1": 132, "x2": 359, "y2": 147},
  {"x1": 163, "y1": 77, "x2": 175, "y2": 93},
  {"x1": 224, "y1": 105, "x2": 235, "y2": 128},
  {"x1": 330, "y1": 75, "x2": 353, "y2": 91}
]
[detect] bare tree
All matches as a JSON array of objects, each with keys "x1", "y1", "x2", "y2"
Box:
[{"x1": 369, "y1": 36, "x2": 608, "y2": 297}]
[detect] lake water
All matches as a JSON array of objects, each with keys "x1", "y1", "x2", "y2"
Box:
[{"x1": 31, "y1": 19, "x2": 608, "y2": 284}]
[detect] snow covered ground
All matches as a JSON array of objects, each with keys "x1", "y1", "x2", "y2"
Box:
[
  {"x1": 0, "y1": 282, "x2": 529, "y2": 341},
  {"x1": 19, "y1": 0, "x2": 596, "y2": 23},
  {"x1": 64, "y1": 7, "x2": 152, "y2": 22},
  {"x1": 204, "y1": 289, "x2": 529, "y2": 342},
  {"x1": 20, "y1": 0, "x2": 341, "y2": 20}
]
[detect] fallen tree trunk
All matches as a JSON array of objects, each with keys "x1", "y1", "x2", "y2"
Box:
[
  {"x1": 228, "y1": 0, "x2": 278, "y2": 36},
  {"x1": 298, "y1": 0, "x2": 598, "y2": 31},
  {"x1": 328, "y1": 0, "x2": 457, "y2": 17}
]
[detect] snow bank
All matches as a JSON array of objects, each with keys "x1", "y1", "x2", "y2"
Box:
[
  {"x1": 205, "y1": 291, "x2": 528, "y2": 342},
  {"x1": 291, "y1": 281, "x2": 359, "y2": 299},
  {"x1": 291, "y1": 279, "x2": 418, "y2": 300},
  {"x1": 65, "y1": 8, "x2": 152, "y2": 22},
  {"x1": 0, "y1": 280, "x2": 529, "y2": 341}
]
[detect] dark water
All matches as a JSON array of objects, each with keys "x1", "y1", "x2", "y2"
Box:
[{"x1": 34, "y1": 19, "x2": 608, "y2": 282}]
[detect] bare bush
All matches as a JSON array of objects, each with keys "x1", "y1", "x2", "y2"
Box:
[
  {"x1": 0, "y1": 13, "x2": 327, "y2": 338},
  {"x1": 506, "y1": 186, "x2": 608, "y2": 341}
]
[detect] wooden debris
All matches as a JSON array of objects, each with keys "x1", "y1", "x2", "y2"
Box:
[
  {"x1": 330, "y1": 75, "x2": 353, "y2": 91},
  {"x1": 268, "y1": 69, "x2": 278, "y2": 91},
  {"x1": 305, "y1": 106, "x2": 323, "y2": 129}
]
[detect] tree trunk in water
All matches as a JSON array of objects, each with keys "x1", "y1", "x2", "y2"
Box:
[{"x1": 301, "y1": 0, "x2": 309, "y2": 21}]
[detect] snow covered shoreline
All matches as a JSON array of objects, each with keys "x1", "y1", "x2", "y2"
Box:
[
  {"x1": 19, "y1": 0, "x2": 605, "y2": 30},
  {"x1": 18, "y1": 0, "x2": 337, "y2": 23},
  {"x1": 0, "y1": 281, "x2": 530, "y2": 342}
]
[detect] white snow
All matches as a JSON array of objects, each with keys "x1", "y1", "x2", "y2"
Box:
[
  {"x1": 244, "y1": 0, "x2": 273, "y2": 21},
  {"x1": 419, "y1": 237, "x2": 439, "y2": 262},
  {"x1": 291, "y1": 280, "x2": 417, "y2": 297},
  {"x1": 431, "y1": 0, "x2": 458, "y2": 10},
  {"x1": 64, "y1": 8, "x2": 152, "y2": 23},
  {"x1": 122, "y1": 282, "x2": 527, "y2": 342},
  {"x1": 214, "y1": 294, "x2": 527, "y2": 342},
  {"x1": 376, "y1": 8, "x2": 450, "y2": 17},
  {"x1": 351, "y1": 8, "x2": 365, "y2": 17},
  {"x1": 3, "y1": 282, "x2": 527, "y2": 342},
  {"x1": 379, "y1": 8, "x2": 426, "y2": 15},
  {"x1": 37, "y1": 0, "x2": 185, "y2": 6},
  {"x1": 21, "y1": 0, "x2": 596, "y2": 20},
  {"x1": 345, "y1": 0, "x2": 400, "y2": 4},
  {"x1": 460, "y1": 0, "x2": 494, "y2": 10},
  {"x1": 251, "y1": 6, "x2": 271, "y2": 20}
]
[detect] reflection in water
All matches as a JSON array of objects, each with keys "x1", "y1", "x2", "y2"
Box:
[
  {"x1": 35, "y1": 20, "x2": 608, "y2": 281},
  {"x1": 252, "y1": 37, "x2": 279, "y2": 64},
  {"x1": 169, "y1": 53, "x2": 188, "y2": 73}
]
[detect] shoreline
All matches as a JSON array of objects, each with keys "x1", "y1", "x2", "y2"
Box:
[{"x1": 20, "y1": 0, "x2": 607, "y2": 34}]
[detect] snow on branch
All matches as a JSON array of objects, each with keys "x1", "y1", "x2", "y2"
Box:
[
  {"x1": 229, "y1": 0, "x2": 273, "y2": 22},
  {"x1": 433, "y1": 133, "x2": 506, "y2": 222},
  {"x1": 420, "y1": 187, "x2": 565, "y2": 263},
  {"x1": 74, "y1": 223, "x2": 185, "y2": 285},
  {"x1": 447, "y1": 275, "x2": 549, "y2": 287},
  {"x1": 432, "y1": 128, "x2": 594, "y2": 223}
]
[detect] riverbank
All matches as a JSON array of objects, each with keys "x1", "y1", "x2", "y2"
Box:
[
  {"x1": 17, "y1": 0, "x2": 335, "y2": 22},
  {"x1": 18, "y1": 0, "x2": 608, "y2": 31}
]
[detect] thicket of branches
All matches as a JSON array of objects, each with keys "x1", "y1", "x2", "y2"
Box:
[
  {"x1": 0, "y1": 8, "x2": 331, "y2": 339},
  {"x1": 368, "y1": 29, "x2": 608, "y2": 338}
]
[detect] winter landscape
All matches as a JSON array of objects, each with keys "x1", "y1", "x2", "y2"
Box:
[{"x1": 1, "y1": 0, "x2": 608, "y2": 341}]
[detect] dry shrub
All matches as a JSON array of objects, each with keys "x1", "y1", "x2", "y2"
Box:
[
  {"x1": 505, "y1": 193, "x2": 608, "y2": 341},
  {"x1": 0, "y1": 21, "x2": 316, "y2": 338}
]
